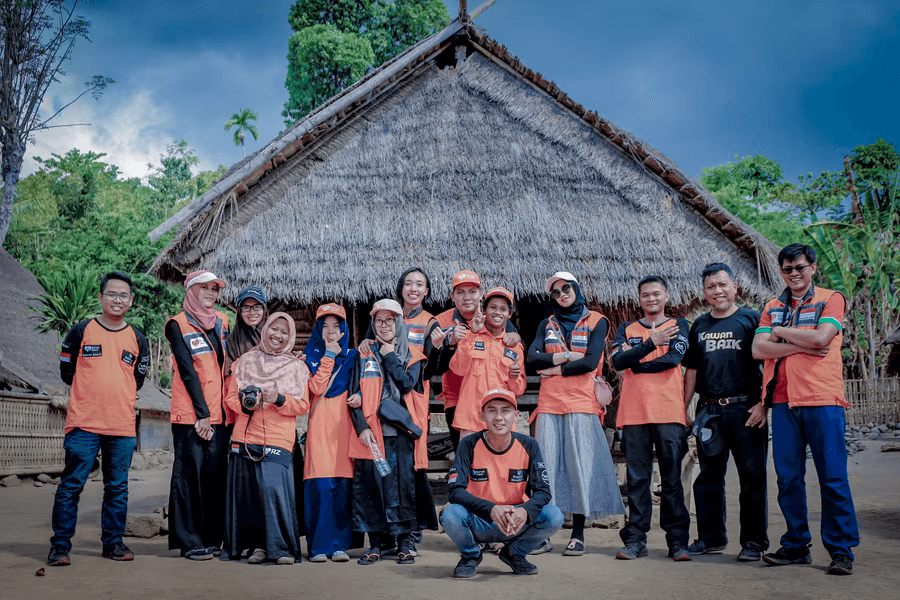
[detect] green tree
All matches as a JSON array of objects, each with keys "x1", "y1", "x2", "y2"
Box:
[
  {"x1": 224, "y1": 108, "x2": 260, "y2": 157},
  {"x1": 778, "y1": 170, "x2": 847, "y2": 224},
  {"x1": 0, "y1": 0, "x2": 114, "y2": 245},
  {"x1": 146, "y1": 140, "x2": 200, "y2": 220},
  {"x1": 282, "y1": 0, "x2": 448, "y2": 124}
]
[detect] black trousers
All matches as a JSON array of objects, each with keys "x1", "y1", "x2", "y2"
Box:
[
  {"x1": 168, "y1": 423, "x2": 228, "y2": 551},
  {"x1": 620, "y1": 423, "x2": 691, "y2": 549},
  {"x1": 693, "y1": 402, "x2": 769, "y2": 549}
]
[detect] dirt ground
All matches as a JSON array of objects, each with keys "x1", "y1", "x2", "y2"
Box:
[{"x1": 1, "y1": 447, "x2": 899, "y2": 600}]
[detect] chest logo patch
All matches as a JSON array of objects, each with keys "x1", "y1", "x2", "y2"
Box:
[
  {"x1": 82, "y1": 345, "x2": 102, "y2": 357},
  {"x1": 508, "y1": 468, "x2": 526, "y2": 483},
  {"x1": 121, "y1": 350, "x2": 135, "y2": 366},
  {"x1": 474, "y1": 340, "x2": 485, "y2": 351},
  {"x1": 503, "y1": 348, "x2": 517, "y2": 361},
  {"x1": 470, "y1": 467, "x2": 489, "y2": 482}
]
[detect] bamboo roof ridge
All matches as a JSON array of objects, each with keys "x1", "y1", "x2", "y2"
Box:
[{"x1": 151, "y1": 19, "x2": 780, "y2": 306}]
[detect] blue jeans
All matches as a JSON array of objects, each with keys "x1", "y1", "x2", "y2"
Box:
[
  {"x1": 440, "y1": 503, "x2": 564, "y2": 558},
  {"x1": 51, "y1": 429, "x2": 136, "y2": 550},
  {"x1": 771, "y1": 404, "x2": 859, "y2": 559},
  {"x1": 619, "y1": 423, "x2": 691, "y2": 549}
]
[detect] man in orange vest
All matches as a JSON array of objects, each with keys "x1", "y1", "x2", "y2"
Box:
[
  {"x1": 752, "y1": 243, "x2": 859, "y2": 575},
  {"x1": 49, "y1": 271, "x2": 150, "y2": 566},
  {"x1": 611, "y1": 275, "x2": 692, "y2": 562}
]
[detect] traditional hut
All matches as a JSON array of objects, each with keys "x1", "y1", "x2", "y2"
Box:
[{"x1": 151, "y1": 12, "x2": 780, "y2": 353}]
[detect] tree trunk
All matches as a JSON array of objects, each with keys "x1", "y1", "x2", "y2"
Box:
[{"x1": 0, "y1": 136, "x2": 26, "y2": 245}]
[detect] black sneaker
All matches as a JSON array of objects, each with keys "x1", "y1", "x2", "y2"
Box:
[
  {"x1": 454, "y1": 553, "x2": 483, "y2": 578},
  {"x1": 102, "y1": 541, "x2": 135, "y2": 561},
  {"x1": 669, "y1": 545, "x2": 692, "y2": 562},
  {"x1": 737, "y1": 542, "x2": 762, "y2": 562},
  {"x1": 826, "y1": 554, "x2": 853, "y2": 575},
  {"x1": 687, "y1": 539, "x2": 726, "y2": 555},
  {"x1": 498, "y1": 546, "x2": 538, "y2": 575},
  {"x1": 47, "y1": 544, "x2": 71, "y2": 566},
  {"x1": 615, "y1": 542, "x2": 648, "y2": 560},
  {"x1": 762, "y1": 545, "x2": 812, "y2": 566}
]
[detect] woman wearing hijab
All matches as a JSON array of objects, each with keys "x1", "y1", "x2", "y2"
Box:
[
  {"x1": 223, "y1": 286, "x2": 268, "y2": 427},
  {"x1": 223, "y1": 312, "x2": 310, "y2": 565},
  {"x1": 165, "y1": 270, "x2": 230, "y2": 560},
  {"x1": 347, "y1": 299, "x2": 438, "y2": 566},
  {"x1": 526, "y1": 272, "x2": 624, "y2": 557},
  {"x1": 302, "y1": 304, "x2": 358, "y2": 563}
]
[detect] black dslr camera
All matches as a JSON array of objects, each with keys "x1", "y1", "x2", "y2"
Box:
[{"x1": 239, "y1": 385, "x2": 262, "y2": 411}]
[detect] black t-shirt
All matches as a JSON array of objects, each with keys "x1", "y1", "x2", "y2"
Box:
[{"x1": 683, "y1": 307, "x2": 762, "y2": 399}]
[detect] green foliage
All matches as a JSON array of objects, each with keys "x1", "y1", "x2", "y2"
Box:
[
  {"x1": 224, "y1": 108, "x2": 260, "y2": 157},
  {"x1": 849, "y1": 138, "x2": 898, "y2": 202},
  {"x1": 29, "y1": 262, "x2": 101, "y2": 339},
  {"x1": 282, "y1": 0, "x2": 448, "y2": 124},
  {"x1": 779, "y1": 170, "x2": 847, "y2": 224},
  {"x1": 146, "y1": 140, "x2": 201, "y2": 221}
]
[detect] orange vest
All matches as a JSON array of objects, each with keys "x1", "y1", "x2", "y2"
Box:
[
  {"x1": 347, "y1": 348, "x2": 426, "y2": 460},
  {"x1": 304, "y1": 356, "x2": 354, "y2": 478},
  {"x1": 449, "y1": 329, "x2": 526, "y2": 432},
  {"x1": 532, "y1": 311, "x2": 606, "y2": 423},
  {"x1": 223, "y1": 376, "x2": 309, "y2": 452},
  {"x1": 405, "y1": 310, "x2": 434, "y2": 469},
  {"x1": 435, "y1": 308, "x2": 464, "y2": 409},
  {"x1": 761, "y1": 286, "x2": 847, "y2": 408},
  {"x1": 168, "y1": 311, "x2": 229, "y2": 425},
  {"x1": 65, "y1": 320, "x2": 143, "y2": 437},
  {"x1": 616, "y1": 318, "x2": 686, "y2": 427}
]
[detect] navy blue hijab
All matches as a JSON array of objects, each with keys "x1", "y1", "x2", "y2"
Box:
[{"x1": 304, "y1": 315, "x2": 357, "y2": 398}]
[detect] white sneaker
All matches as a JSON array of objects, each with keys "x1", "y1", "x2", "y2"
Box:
[
  {"x1": 528, "y1": 539, "x2": 553, "y2": 555},
  {"x1": 309, "y1": 553, "x2": 328, "y2": 563},
  {"x1": 248, "y1": 549, "x2": 267, "y2": 564},
  {"x1": 276, "y1": 556, "x2": 295, "y2": 565},
  {"x1": 330, "y1": 550, "x2": 350, "y2": 562}
]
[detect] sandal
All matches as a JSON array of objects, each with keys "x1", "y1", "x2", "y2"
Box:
[
  {"x1": 563, "y1": 539, "x2": 585, "y2": 556},
  {"x1": 397, "y1": 533, "x2": 416, "y2": 564},
  {"x1": 357, "y1": 548, "x2": 381, "y2": 565},
  {"x1": 397, "y1": 551, "x2": 415, "y2": 564}
]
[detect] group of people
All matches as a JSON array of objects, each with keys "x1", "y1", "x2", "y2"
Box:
[{"x1": 46, "y1": 242, "x2": 860, "y2": 578}]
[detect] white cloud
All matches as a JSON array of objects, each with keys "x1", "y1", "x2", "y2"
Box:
[{"x1": 23, "y1": 79, "x2": 217, "y2": 181}]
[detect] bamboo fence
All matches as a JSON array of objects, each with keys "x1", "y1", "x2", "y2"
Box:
[{"x1": 844, "y1": 377, "x2": 900, "y2": 426}]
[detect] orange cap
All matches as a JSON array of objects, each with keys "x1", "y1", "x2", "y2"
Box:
[
  {"x1": 485, "y1": 286, "x2": 514, "y2": 306},
  {"x1": 316, "y1": 303, "x2": 346, "y2": 321},
  {"x1": 481, "y1": 388, "x2": 518, "y2": 409},
  {"x1": 452, "y1": 270, "x2": 482, "y2": 290}
]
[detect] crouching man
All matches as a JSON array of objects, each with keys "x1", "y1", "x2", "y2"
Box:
[{"x1": 441, "y1": 388, "x2": 563, "y2": 578}]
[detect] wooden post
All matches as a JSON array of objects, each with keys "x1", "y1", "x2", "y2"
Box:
[{"x1": 459, "y1": 0, "x2": 468, "y2": 21}]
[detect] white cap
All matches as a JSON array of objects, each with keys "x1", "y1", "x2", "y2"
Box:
[
  {"x1": 545, "y1": 271, "x2": 577, "y2": 293},
  {"x1": 370, "y1": 298, "x2": 403, "y2": 317},
  {"x1": 185, "y1": 271, "x2": 226, "y2": 289}
]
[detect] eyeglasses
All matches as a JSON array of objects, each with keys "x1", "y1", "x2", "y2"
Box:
[
  {"x1": 240, "y1": 304, "x2": 265, "y2": 313},
  {"x1": 781, "y1": 264, "x2": 812, "y2": 275},
  {"x1": 103, "y1": 292, "x2": 130, "y2": 302},
  {"x1": 549, "y1": 283, "x2": 572, "y2": 299},
  {"x1": 374, "y1": 317, "x2": 396, "y2": 327}
]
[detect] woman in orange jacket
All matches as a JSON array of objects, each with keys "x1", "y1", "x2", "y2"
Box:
[{"x1": 223, "y1": 312, "x2": 310, "y2": 565}]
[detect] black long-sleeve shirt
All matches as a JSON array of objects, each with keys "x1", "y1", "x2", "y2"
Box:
[
  {"x1": 165, "y1": 319, "x2": 224, "y2": 420},
  {"x1": 611, "y1": 318, "x2": 690, "y2": 374},
  {"x1": 526, "y1": 317, "x2": 608, "y2": 375}
]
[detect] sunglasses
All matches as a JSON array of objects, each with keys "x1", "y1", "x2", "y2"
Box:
[
  {"x1": 781, "y1": 264, "x2": 812, "y2": 275},
  {"x1": 549, "y1": 283, "x2": 573, "y2": 299}
]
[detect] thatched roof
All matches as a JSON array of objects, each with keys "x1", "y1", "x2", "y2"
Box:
[{"x1": 151, "y1": 19, "x2": 780, "y2": 307}]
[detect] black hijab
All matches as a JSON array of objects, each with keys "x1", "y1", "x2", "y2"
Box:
[{"x1": 549, "y1": 279, "x2": 587, "y2": 346}]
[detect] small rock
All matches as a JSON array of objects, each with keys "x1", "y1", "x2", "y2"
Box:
[
  {"x1": 50, "y1": 477, "x2": 61, "y2": 485},
  {"x1": 860, "y1": 426, "x2": 870, "y2": 433},
  {"x1": 592, "y1": 514, "x2": 625, "y2": 529},
  {"x1": 37, "y1": 474, "x2": 51, "y2": 483},
  {"x1": 146, "y1": 453, "x2": 160, "y2": 467},
  {"x1": 857, "y1": 442, "x2": 866, "y2": 451},
  {"x1": 130, "y1": 453, "x2": 149, "y2": 471},
  {"x1": 887, "y1": 421, "x2": 896, "y2": 428},
  {"x1": 893, "y1": 430, "x2": 900, "y2": 437},
  {"x1": 879, "y1": 424, "x2": 890, "y2": 433},
  {"x1": 33, "y1": 481, "x2": 43, "y2": 488},
  {"x1": 850, "y1": 425, "x2": 860, "y2": 432},
  {"x1": 0, "y1": 475, "x2": 20, "y2": 487},
  {"x1": 847, "y1": 445, "x2": 857, "y2": 456},
  {"x1": 867, "y1": 430, "x2": 882, "y2": 440},
  {"x1": 880, "y1": 442, "x2": 900, "y2": 452},
  {"x1": 124, "y1": 513, "x2": 163, "y2": 538}
]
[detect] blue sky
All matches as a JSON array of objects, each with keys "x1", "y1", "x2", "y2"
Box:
[{"x1": 29, "y1": 0, "x2": 898, "y2": 189}]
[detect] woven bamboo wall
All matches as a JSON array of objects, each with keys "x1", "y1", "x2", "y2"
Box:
[
  {"x1": 845, "y1": 377, "x2": 900, "y2": 426},
  {"x1": 0, "y1": 394, "x2": 66, "y2": 476}
]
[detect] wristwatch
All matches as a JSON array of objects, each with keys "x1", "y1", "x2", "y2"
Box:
[{"x1": 564, "y1": 350, "x2": 571, "y2": 361}]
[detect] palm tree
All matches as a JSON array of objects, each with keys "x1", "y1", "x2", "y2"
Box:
[{"x1": 224, "y1": 109, "x2": 260, "y2": 158}]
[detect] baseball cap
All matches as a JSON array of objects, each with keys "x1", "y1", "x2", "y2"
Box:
[
  {"x1": 545, "y1": 271, "x2": 577, "y2": 293},
  {"x1": 485, "y1": 286, "x2": 514, "y2": 306},
  {"x1": 235, "y1": 286, "x2": 266, "y2": 307},
  {"x1": 452, "y1": 270, "x2": 482, "y2": 290},
  {"x1": 481, "y1": 388, "x2": 518, "y2": 409},
  {"x1": 370, "y1": 298, "x2": 403, "y2": 317},
  {"x1": 316, "y1": 303, "x2": 347, "y2": 321},
  {"x1": 185, "y1": 270, "x2": 226, "y2": 290}
]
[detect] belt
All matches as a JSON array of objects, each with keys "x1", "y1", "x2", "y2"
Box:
[{"x1": 705, "y1": 395, "x2": 752, "y2": 406}]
